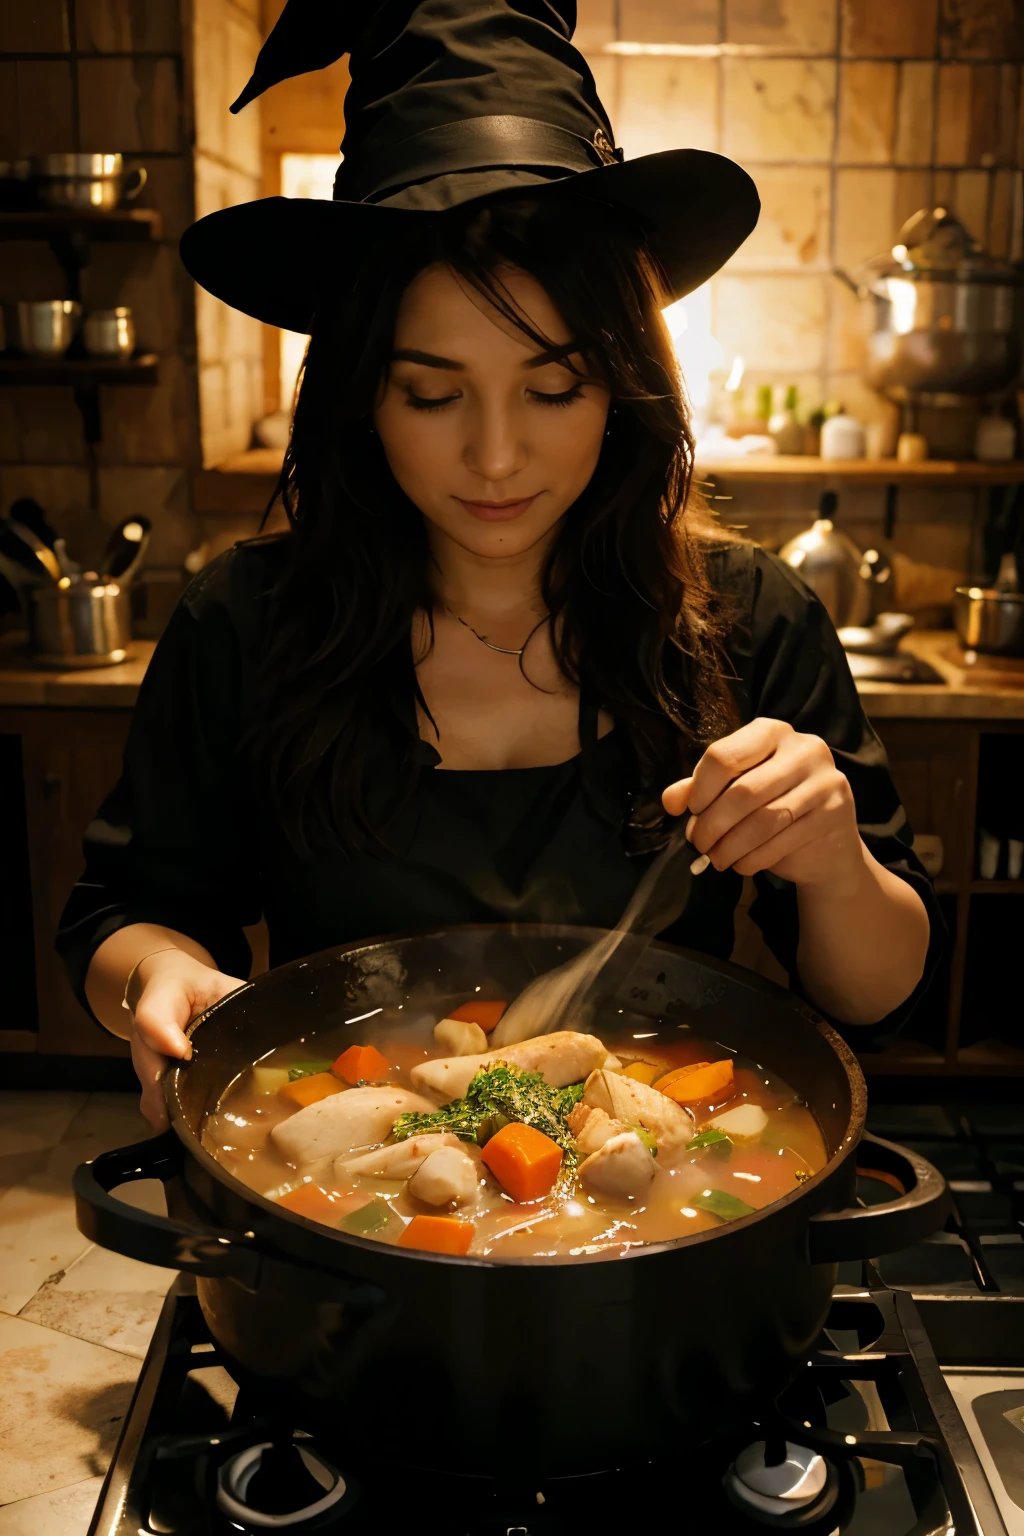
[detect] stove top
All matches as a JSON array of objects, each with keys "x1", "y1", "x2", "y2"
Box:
[{"x1": 87, "y1": 1103, "x2": 1024, "y2": 1536}]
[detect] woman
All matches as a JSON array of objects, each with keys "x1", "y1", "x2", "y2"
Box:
[{"x1": 57, "y1": 0, "x2": 938, "y2": 1128}]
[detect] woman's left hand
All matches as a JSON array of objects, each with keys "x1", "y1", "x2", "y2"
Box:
[{"x1": 662, "y1": 718, "x2": 865, "y2": 895}]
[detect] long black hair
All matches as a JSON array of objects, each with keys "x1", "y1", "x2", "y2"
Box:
[{"x1": 249, "y1": 195, "x2": 738, "y2": 855}]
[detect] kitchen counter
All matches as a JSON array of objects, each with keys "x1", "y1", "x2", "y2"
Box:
[
  {"x1": 0, "y1": 640, "x2": 155, "y2": 709},
  {"x1": 1, "y1": 631, "x2": 1023, "y2": 718}
]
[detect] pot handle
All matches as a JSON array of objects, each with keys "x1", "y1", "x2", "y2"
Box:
[
  {"x1": 73, "y1": 1129, "x2": 263, "y2": 1287},
  {"x1": 120, "y1": 166, "x2": 147, "y2": 201},
  {"x1": 807, "y1": 1131, "x2": 951, "y2": 1264}
]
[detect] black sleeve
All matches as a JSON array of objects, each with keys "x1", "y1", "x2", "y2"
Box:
[
  {"x1": 737, "y1": 548, "x2": 946, "y2": 1038},
  {"x1": 55, "y1": 552, "x2": 264, "y2": 1016}
]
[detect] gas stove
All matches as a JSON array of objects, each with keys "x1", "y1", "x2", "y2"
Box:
[{"x1": 88, "y1": 1102, "x2": 1024, "y2": 1536}]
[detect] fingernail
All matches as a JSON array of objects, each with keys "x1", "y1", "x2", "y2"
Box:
[
  {"x1": 183, "y1": 1042, "x2": 193, "y2": 1061},
  {"x1": 690, "y1": 854, "x2": 711, "y2": 876},
  {"x1": 685, "y1": 815, "x2": 697, "y2": 840}
]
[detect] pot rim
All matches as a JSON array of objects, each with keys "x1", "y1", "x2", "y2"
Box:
[
  {"x1": 954, "y1": 584, "x2": 1024, "y2": 607},
  {"x1": 166, "y1": 924, "x2": 866, "y2": 1270}
]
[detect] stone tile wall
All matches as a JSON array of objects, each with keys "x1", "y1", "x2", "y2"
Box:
[
  {"x1": 581, "y1": 0, "x2": 1024, "y2": 440},
  {"x1": 0, "y1": 0, "x2": 203, "y2": 574}
]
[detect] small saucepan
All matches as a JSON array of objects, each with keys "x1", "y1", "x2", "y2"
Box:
[{"x1": 953, "y1": 585, "x2": 1024, "y2": 657}]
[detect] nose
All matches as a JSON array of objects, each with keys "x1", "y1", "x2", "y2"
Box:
[{"x1": 463, "y1": 396, "x2": 527, "y2": 486}]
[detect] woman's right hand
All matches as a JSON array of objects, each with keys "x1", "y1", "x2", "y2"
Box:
[{"x1": 129, "y1": 949, "x2": 246, "y2": 1129}]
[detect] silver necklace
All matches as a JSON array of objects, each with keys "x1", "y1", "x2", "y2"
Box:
[{"x1": 444, "y1": 604, "x2": 543, "y2": 658}]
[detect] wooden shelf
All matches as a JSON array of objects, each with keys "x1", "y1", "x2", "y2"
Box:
[
  {"x1": 0, "y1": 353, "x2": 159, "y2": 387},
  {"x1": 695, "y1": 455, "x2": 1024, "y2": 486},
  {"x1": 956, "y1": 1040, "x2": 1024, "y2": 1071},
  {"x1": 969, "y1": 879, "x2": 1024, "y2": 894},
  {"x1": 0, "y1": 208, "x2": 162, "y2": 242}
]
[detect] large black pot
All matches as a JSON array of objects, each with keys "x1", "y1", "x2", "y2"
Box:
[{"x1": 74, "y1": 926, "x2": 949, "y2": 1477}]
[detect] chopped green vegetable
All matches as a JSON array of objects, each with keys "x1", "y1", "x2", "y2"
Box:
[
  {"x1": 287, "y1": 1061, "x2": 333, "y2": 1082},
  {"x1": 688, "y1": 1128, "x2": 732, "y2": 1151},
  {"x1": 627, "y1": 1124, "x2": 659, "y2": 1157},
  {"x1": 340, "y1": 1198, "x2": 395, "y2": 1236},
  {"x1": 794, "y1": 1168, "x2": 811, "y2": 1183},
  {"x1": 392, "y1": 1064, "x2": 584, "y2": 1191},
  {"x1": 692, "y1": 1187, "x2": 756, "y2": 1223}
]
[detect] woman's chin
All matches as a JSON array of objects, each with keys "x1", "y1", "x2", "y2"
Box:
[{"x1": 426, "y1": 507, "x2": 565, "y2": 560}]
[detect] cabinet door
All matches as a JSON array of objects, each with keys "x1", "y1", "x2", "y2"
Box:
[
  {"x1": 4, "y1": 707, "x2": 132, "y2": 1056},
  {"x1": 872, "y1": 719, "x2": 975, "y2": 887}
]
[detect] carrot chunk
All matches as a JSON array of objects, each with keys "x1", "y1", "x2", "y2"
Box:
[
  {"x1": 481, "y1": 1121, "x2": 563, "y2": 1203},
  {"x1": 275, "y1": 1184, "x2": 366, "y2": 1223},
  {"x1": 279, "y1": 1071, "x2": 344, "y2": 1109},
  {"x1": 398, "y1": 1214, "x2": 475, "y2": 1255},
  {"x1": 656, "y1": 1059, "x2": 735, "y2": 1105},
  {"x1": 332, "y1": 1043, "x2": 391, "y2": 1084},
  {"x1": 448, "y1": 999, "x2": 506, "y2": 1033}
]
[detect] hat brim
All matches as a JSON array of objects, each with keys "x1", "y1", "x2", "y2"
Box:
[{"x1": 179, "y1": 149, "x2": 759, "y2": 334}]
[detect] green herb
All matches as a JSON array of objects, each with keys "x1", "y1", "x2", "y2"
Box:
[
  {"x1": 287, "y1": 1061, "x2": 333, "y2": 1082},
  {"x1": 340, "y1": 1198, "x2": 394, "y2": 1236},
  {"x1": 794, "y1": 1169, "x2": 811, "y2": 1183},
  {"x1": 627, "y1": 1124, "x2": 659, "y2": 1157},
  {"x1": 692, "y1": 1187, "x2": 756, "y2": 1223},
  {"x1": 392, "y1": 1064, "x2": 584, "y2": 1191},
  {"x1": 688, "y1": 1128, "x2": 732, "y2": 1151}
]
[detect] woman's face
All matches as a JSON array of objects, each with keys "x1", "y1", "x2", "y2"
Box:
[{"x1": 374, "y1": 262, "x2": 610, "y2": 560}]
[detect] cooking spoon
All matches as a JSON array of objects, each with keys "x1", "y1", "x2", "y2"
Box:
[
  {"x1": 491, "y1": 827, "x2": 708, "y2": 1047},
  {"x1": 0, "y1": 517, "x2": 59, "y2": 584},
  {"x1": 102, "y1": 516, "x2": 151, "y2": 583},
  {"x1": 4, "y1": 515, "x2": 61, "y2": 582}
]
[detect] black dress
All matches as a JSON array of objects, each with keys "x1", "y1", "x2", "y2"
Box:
[{"x1": 56, "y1": 537, "x2": 943, "y2": 1037}]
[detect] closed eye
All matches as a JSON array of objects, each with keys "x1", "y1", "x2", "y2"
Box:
[{"x1": 529, "y1": 384, "x2": 584, "y2": 408}]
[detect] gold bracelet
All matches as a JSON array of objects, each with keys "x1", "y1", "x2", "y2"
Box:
[{"x1": 122, "y1": 947, "x2": 183, "y2": 1016}]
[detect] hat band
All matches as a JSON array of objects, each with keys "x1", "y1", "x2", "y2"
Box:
[{"x1": 334, "y1": 114, "x2": 619, "y2": 203}]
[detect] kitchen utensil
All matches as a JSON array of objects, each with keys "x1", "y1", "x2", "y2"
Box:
[
  {"x1": 993, "y1": 551, "x2": 1019, "y2": 593},
  {"x1": 491, "y1": 824, "x2": 697, "y2": 1046},
  {"x1": 28, "y1": 153, "x2": 147, "y2": 212},
  {"x1": 778, "y1": 491, "x2": 872, "y2": 629},
  {"x1": 101, "y1": 516, "x2": 151, "y2": 583},
  {"x1": 2, "y1": 514, "x2": 61, "y2": 581},
  {"x1": 896, "y1": 431, "x2": 929, "y2": 462},
  {"x1": 27, "y1": 579, "x2": 133, "y2": 668},
  {"x1": 840, "y1": 207, "x2": 1024, "y2": 401},
  {"x1": 978, "y1": 828, "x2": 1000, "y2": 881},
  {"x1": 53, "y1": 537, "x2": 81, "y2": 579},
  {"x1": 0, "y1": 522, "x2": 52, "y2": 584},
  {"x1": 6, "y1": 496, "x2": 59, "y2": 550},
  {"x1": 83, "y1": 307, "x2": 135, "y2": 359},
  {"x1": 953, "y1": 585, "x2": 1024, "y2": 656},
  {"x1": 15, "y1": 299, "x2": 80, "y2": 357},
  {"x1": 73, "y1": 926, "x2": 949, "y2": 1479},
  {"x1": 974, "y1": 415, "x2": 1016, "y2": 462},
  {"x1": 836, "y1": 611, "x2": 914, "y2": 655}
]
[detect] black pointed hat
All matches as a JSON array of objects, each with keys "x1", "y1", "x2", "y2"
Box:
[{"x1": 180, "y1": 0, "x2": 759, "y2": 334}]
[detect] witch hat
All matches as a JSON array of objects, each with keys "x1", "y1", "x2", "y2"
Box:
[{"x1": 180, "y1": 0, "x2": 759, "y2": 334}]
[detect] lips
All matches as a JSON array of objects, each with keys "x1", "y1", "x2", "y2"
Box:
[{"x1": 455, "y1": 494, "x2": 539, "y2": 523}]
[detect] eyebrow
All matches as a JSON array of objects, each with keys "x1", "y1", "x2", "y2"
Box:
[{"x1": 390, "y1": 343, "x2": 583, "y2": 372}]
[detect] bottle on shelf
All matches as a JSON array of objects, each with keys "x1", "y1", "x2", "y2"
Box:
[{"x1": 769, "y1": 384, "x2": 804, "y2": 456}]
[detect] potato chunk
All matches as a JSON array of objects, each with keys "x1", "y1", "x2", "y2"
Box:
[
  {"x1": 408, "y1": 1145, "x2": 479, "y2": 1208},
  {"x1": 580, "y1": 1131, "x2": 656, "y2": 1200},
  {"x1": 433, "y1": 1017, "x2": 489, "y2": 1056},
  {"x1": 337, "y1": 1132, "x2": 463, "y2": 1182},
  {"x1": 709, "y1": 1104, "x2": 769, "y2": 1141}
]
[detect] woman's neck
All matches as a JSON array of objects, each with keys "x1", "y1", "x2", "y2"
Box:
[{"x1": 425, "y1": 521, "x2": 555, "y2": 624}]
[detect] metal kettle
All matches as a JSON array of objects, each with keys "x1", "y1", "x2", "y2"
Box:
[{"x1": 778, "y1": 492, "x2": 874, "y2": 629}]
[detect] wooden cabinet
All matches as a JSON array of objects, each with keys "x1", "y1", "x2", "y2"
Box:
[{"x1": 1, "y1": 706, "x2": 131, "y2": 1057}]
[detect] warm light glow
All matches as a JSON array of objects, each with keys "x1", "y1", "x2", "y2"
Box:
[
  {"x1": 123, "y1": 521, "x2": 144, "y2": 542},
  {"x1": 57, "y1": 575, "x2": 71, "y2": 589},
  {"x1": 278, "y1": 154, "x2": 342, "y2": 410},
  {"x1": 891, "y1": 243, "x2": 908, "y2": 262},
  {"x1": 661, "y1": 282, "x2": 723, "y2": 418},
  {"x1": 724, "y1": 353, "x2": 745, "y2": 393},
  {"x1": 885, "y1": 277, "x2": 918, "y2": 335}
]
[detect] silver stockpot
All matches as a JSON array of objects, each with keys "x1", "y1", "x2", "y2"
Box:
[
  {"x1": 29, "y1": 153, "x2": 147, "y2": 212},
  {"x1": 953, "y1": 585, "x2": 1024, "y2": 657},
  {"x1": 27, "y1": 580, "x2": 134, "y2": 668},
  {"x1": 840, "y1": 207, "x2": 1024, "y2": 401}
]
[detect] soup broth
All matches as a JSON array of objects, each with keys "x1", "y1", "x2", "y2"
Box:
[{"x1": 207, "y1": 997, "x2": 827, "y2": 1260}]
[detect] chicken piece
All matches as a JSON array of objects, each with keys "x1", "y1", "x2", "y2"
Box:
[
  {"x1": 271, "y1": 1086, "x2": 436, "y2": 1166},
  {"x1": 408, "y1": 1145, "x2": 479, "y2": 1208},
  {"x1": 583, "y1": 1069, "x2": 695, "y2": 1155},
  {"x1": 337, "y1": 1132, "x2": 463, "y2": 1182},
  {"x1": 580, "y1": 1131, "x2": 656, "y2": 1201},
  {"x1": 433, "y1": 1017, "x2": 489, "y2": 1056},
  {"x1": 411, "y1": 1030, "x2": 609, "y2": 1104},
  {"x1": 569, "y1": 1103, "x2": 628, "y2": 1158}
]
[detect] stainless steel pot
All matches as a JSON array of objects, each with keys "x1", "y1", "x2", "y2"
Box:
[
  {"x1": 83, "y1": 306, "x2": 135, "y2": 358},
  {"x1": 27, "y1": 579, "x2": 134, "y2": 668},
  {"x1": 842, "y1": 207, "x2": 1024, "y2": 401},
  {"x1": 953, "y1": 585, "x2": 1024, "y2": 656},
  {"x1": 29, "y1": 153, "x2": 146, "y2": 211},
  {"x1": 15, "y1": 299, "x2": 80, "y2": 357}
]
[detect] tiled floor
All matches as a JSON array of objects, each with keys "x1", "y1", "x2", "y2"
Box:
[{"x1": 0, "y1": 1090, "x2": 175, "y2": 1534}]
